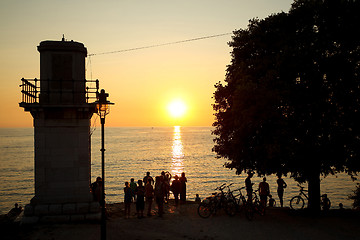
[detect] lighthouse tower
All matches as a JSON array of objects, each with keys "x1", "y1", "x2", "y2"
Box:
[{"x1": 20, "y1": 38, "x2": 100, "y2": 223}]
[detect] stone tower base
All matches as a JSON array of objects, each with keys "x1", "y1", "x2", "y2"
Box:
[{"x1": 21, "y1": 201, "x2": 101, "y2": 224}]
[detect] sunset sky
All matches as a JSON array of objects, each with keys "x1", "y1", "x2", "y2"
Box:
[{"x1": 0, "y1": 0, "x2": 293, "y2": 127}]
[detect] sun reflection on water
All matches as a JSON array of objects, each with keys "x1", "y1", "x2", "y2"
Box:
[{"x1": 170, "y1": 126, "x2": 184, "y2": 177}]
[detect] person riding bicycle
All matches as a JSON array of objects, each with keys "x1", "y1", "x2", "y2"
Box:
[{"x1": 245, "y1": 171, "x2": 254, "y2": 202}]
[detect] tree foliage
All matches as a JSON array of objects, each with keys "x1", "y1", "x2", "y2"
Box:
[
  {"x1": 213, "y1": 0, "x2": 360, "y2": 210},
  {"x1": 349, "y1": 184, "x2": 360, "y2": 209}
]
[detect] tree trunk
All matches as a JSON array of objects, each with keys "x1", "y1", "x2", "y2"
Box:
[{"x1": 307, "y1": 171, "x2": 320, "y2": 213}]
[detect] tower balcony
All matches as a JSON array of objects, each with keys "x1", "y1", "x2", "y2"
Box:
[{"x1": 19, "y1": 78, "x2": 99, "y2": 111}]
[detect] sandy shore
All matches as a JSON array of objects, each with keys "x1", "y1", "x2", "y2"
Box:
[{"x1": 2, "y1": 200, "x2": 360, "y2": 240}]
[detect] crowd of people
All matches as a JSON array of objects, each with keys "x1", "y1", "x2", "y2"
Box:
[
  {"x1": 123, "y1": 171, "x2": 187, "y2": 218},
  {"x1": 90, "y1": 170, "x2": 285, "y2": 218}
]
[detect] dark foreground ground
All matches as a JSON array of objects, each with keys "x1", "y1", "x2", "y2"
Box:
[{"x1": 1, "y1": 201, "x2": 360, "y2": 240}]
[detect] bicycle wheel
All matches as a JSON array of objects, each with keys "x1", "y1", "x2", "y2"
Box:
[
  {"x1": 257, "y1": 204, "x2": 266, "y2": 216},
  {"x1": 290, "y1": 196, "x2": 305, "y2": 210},
  {"x1": 198, "y1": 202, "x2": 214, "y2": 218},
  {"x1": 224, "y1": 200, "x2": 237, "y2": 216},
  {"x1": 254, "y1": 200, "x2": 265, "y2": 216},
  {"x1": 238, "y1": 197, "x2": 247, "y2": 212}
]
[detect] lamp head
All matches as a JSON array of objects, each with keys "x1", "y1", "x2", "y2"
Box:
[{"x1": 96, "y1": 89, "x2": 114, "y2": 120}]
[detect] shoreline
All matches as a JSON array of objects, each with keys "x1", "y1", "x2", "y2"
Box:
[{"x1": 2, "y1": 200, "x2": 360, "y2": 240}]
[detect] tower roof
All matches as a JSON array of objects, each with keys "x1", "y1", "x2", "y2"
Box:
[{"x1": 37, "y1": 40, "x2": 87, "y2": 55}]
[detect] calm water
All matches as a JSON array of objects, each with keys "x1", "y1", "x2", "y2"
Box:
[{"x1": 0, "y1": 127, "x2": 358, "y2": 214}]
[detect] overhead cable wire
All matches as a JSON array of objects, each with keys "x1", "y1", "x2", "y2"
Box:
[{"x1": 88, "y1": 32, "x2": 232, "y2": 56}]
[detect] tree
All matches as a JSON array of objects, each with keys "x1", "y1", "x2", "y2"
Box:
[
  {"x1": 213, "y1": 0, "x2": 360, "y2": 212},
  {"x1": 349, "y1": 184, "x2": 360, "y2": 209}
]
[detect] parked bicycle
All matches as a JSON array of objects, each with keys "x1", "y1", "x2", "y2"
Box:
[
  {"x1": 197, "y1": 183, "x2": 237, "y2": 218},
  {"x1": 244, "y1": 189, "x2": 266, "y2": 220},
  {"x1": 290, "y1": 185, "x2": 331, "y2": 210},
  {"x1": 226, "y1": 185, "x2": 247, "y2": 213}
]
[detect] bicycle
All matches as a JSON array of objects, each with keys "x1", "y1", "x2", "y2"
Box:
[
  {"x1": 226, "y1": 185, "x2": 247, "y2": 212},
  {"x1": 224, "y1": 183, "x2": 263, "y2": 221},
  {"x1": 197, "y1": 183, "x2": 237, "y2": 218},
  {"x1": 245, "y1": 189, "x2": 265, "y2": 220},
  {"x1": 290, "y1": 185, "x2": 331, "y2": 210}
]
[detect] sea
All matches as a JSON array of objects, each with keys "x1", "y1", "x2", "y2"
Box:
[{"x1": 0, "y1": 126, "x2": 359, "y2": 214}]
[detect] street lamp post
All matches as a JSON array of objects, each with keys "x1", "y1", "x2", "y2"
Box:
[{"x1": 96, "y1": 89, "x2": 114, "y2": 240}]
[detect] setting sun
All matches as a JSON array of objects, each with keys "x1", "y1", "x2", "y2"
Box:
[{"x1": 167, "y1": 100, "x2": 187, "y2": 118}]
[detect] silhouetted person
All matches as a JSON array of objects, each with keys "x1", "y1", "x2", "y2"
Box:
[
  {"x1": 321, "y1": 194, "x2": 331, "y2": 211},
  {"x1": 276, "y1": 174, "x2": 287, "y2": 207},
  {"x1": 91, "y1": 177, "x2": 102, "y2": 203},
  {"x1": 161, "y1": 171, "x2": 171, "y2": 203},
  {"x1": 130, "y1": 178, "x2": 137, "y2": 202},
  {"x1": 7, "y1": 203, "x2": 22, "y2": 221},
  {"x1": 136, "y1": 180, "x2": 145, "y2": 218},
  {"x1": 245, "y1": 171, "x2": 254, "y2": 202},
  {"x1": 143, "y1": 171, "x2": 154, "y2": 185},
  {"x1": 268, "y1": 195, "x2": 275, "y2": 207},
  {"x1": 339, "y1": 203, "x2": 344, "y2": 210},
  {"x1": 155, "y1": 176, "x2": 166, "y2": 217},
  {"x1": 179, "y1": 172, "x2": 187, "y2": 203},
  {"x1": 171, "y1": 175, "x2": 181, "y2": 205},
  {"x1": 259, "y1": 177, "x2": 270, "y2": 207},
  {"x1": 13, "y1": 203, "x2": 22, "y2": 212},
  {"x1": 145, "y1": 178, "x2": 154, "y2": 216},
  {"x1": 195, "y1": 194, "x2": 201, "y2": 203},
  {"x1": 124, "y1": 182, "x2": 132, "y2": 219}
]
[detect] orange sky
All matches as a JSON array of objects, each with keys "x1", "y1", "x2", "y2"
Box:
[{"x1": 0, "y1": 0, "x2": 293, "y2": 127}]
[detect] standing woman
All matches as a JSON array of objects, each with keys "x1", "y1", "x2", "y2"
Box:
[
  {"x1": 276, "y1": 174, "x2": 287, "y2": 207},
  {"x1": 179, "y1": 172, "x2": 187, "y2": 203}
]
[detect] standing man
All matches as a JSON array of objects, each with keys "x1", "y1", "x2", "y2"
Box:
[
  {"x1": 130, "y1": 178, "x2": 137, "y2": 202},
  {"x1": 245, "y1": 171, "x2": 254, "y2": 202},
  {"x1": 91, "y1": 177, "x2": 102, "y2": 203},
  {"x1": 155, "y1": 176, "x2": 166, "y2": 217},
  {"x1": 145, "y1": 178, "x2": 154, "y2": 216},
  {"x1": 179, "y1": 172, "x2": 187, "y2": 203},
  {"x1": 171, "y1": 175, "x2": 181, "y2": 205},
  {"x1": 276, "y1": 174, "x2": 287, "y2": 207},
  {"x1": 135, "y1": 180, "x2": 145, "y2": 218},
  {"x1": 258, "y1": 177, "x2": 270, "y2": 207},
  {"x1": 143, "y1": 172, "x2": 154, "y2": 185}
]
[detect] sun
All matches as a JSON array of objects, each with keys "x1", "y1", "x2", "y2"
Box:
[{"x1": 167, "y1": 99, "x2": 187, "y2": 118}]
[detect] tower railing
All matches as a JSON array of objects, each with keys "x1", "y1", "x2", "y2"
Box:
[
  {"x1": 20, "y1": 78, "x2": 99, "y2": 104},
  {"x1": 20, "y1": 78, "x2": 39, "y2": 103}
]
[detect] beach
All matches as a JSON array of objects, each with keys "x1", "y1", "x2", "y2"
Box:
[{"x1": 2, "y1": 200, "x2": 360, "y2": 240}]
